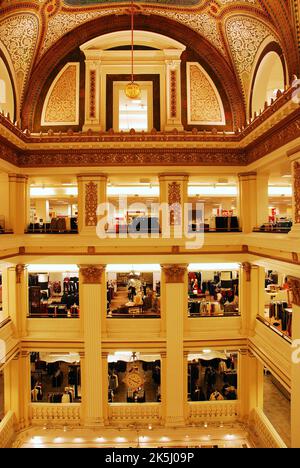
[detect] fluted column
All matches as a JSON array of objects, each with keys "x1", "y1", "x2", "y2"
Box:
[
  {"x1": 77, "y1": 174, "x2": 107, "y2": 235},
  {"x1": 288, "y1": 157, "x2": 300, "y2": 238},
  {"x1": 8, "y1": 174, "x2": 29, "y2": 234},
  {"x1": 4, "y1": 351, "x2": 31, "y2": 430},
  {"x1": 288, "y1": 276, "x2": 300, "y2": 448},
  {"x1": 238, "y1": 349, "x2": 264, "y2": 423},
  {"x1": 162, "y1": 264, "x2": 187, "y2": 426},
  {"x1": 164, "y1": 57, "x2": 183, "y2": 131},
  {"x1": 238, "y1": 172, "x2": 269, "y2": 233},
  {"x1": 80, "y1": 265, "x2": 106, "y2": 426}
]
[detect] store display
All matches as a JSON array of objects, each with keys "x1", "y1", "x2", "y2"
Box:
[{"x1": 28, "y1": 272, "x2": 79, "y2": 318}]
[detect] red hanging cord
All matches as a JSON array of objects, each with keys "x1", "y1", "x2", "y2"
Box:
[{"x1": 131, "y1": 0, "x2": 134, "y2": 83}]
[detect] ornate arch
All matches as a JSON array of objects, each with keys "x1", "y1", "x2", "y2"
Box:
[{"x1": 21, "y1": 13, "x2": 246, "y2": 131}]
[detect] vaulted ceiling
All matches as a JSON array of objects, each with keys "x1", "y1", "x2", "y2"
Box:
[{"x1": 0, "y1": 0, "x2": 299, "y2": 128}]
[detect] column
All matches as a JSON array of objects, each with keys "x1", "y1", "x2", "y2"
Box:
[
  {"x1": 101, "y1": 352, "x2": 109, "y2": 424},
  {"x1": 4, "y1": 351, "x2": 31, "y2": 430},
  {"x1": 288, "y1": 157, "x2": 300, "y2": 238},
  {"x1": 159, "y1": 173, "x2": 189, "y2": 240},
  {"x1": 160, "y1": 352, "x2": 167, "y2": 424},
  {"x1": 238, "y1": 172, "x2": 269, "y2": 233},
  {"x1": 288, "y1": 276, "x2": 300, "y2": 448},
  {"x1": 0, "y1": 172, "x2": 9, "y2": 231},
  {"x1": 240, "y1": 263, "x2": 265, "y2": 336},
  {"x1": 7, "y1": 265, "x2": 28, "y2": 337},
  {"x1": 238, "y1": 349, "x2": 264, "y2": 423},
  {"x1": 8, "y1": 174, "x2": 29, "y2": 234},
  {"x1": 80, "y1": 265, "x2": 106, "y2": 426},
  {"x1": 162, "y1": 264, "x2": 187, "y2": 426},
  {"x1": 77, "y1": 174, "x2": 107, "y2": 235},
  {"x1": 164, "y1": 54, "x2": 184, "y2": 131},
  {"x1": 81, "y1": 50, "x2": 103, "y2": 132}
]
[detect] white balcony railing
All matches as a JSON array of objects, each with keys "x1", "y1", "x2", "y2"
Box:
[
  {"x1": 250, "y1": 408, "x2": 287, "y2": 448},
  {"x1": 29, "y1": 403, "x2": 81, "y2": 425},
  {"x1": 109, "y1": 403, "x2": 162, "y2": 425},
  {"x1": 188, "y1": 401, "x2": 240, "y2": 423},
  {"x1": 0, "y1": 411, "x2": 16, "y2": 448}
]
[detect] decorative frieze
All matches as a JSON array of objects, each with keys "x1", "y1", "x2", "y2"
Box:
[
  {"x1": 85, "y1": 181, "x2": 98, "y2": 227},
  {"x1": 80, "y1": 265, "x2": 105, "y2": 284},
  {"x1": 162, "y1": 265, "x2": 187, "y2": 284},
  {"x1": 287, "y1": 276, "x2": 300, "y2": 306}
]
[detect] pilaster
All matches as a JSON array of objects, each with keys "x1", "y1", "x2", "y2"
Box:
[
  {"x1": 162, "y1": 264, "x2": 187, "y2": 426},
  {"x1": 238, "y1": 349, "x2": 264, "y2": 423},
  {"x1": 164, "y1": 57, "x2": 183, "y2": 131},
  {"x1": 240, "y1": 263, "x2": 264, "y2": 336},
  {"x1": 288, "y1": 158, "x2": 300, "y2": 238},
  {"x1": 82, "y1": 51, "x2": 103, "y2": 132},
  {"x1": 238, "y1": 172, "x2": 268, "y2": 233},
  {"x1": 8, "y1": 174, "x2": 29, "y2": 234},
  {"x1": 77, "y1": 174, "x2": 107, "y2": 235},
  {"x1": 80, "y1": 265, "x2": 106, "y2": 427},
  {"x1": 159, "y1": 174, "x2": 189, "y2": 240}
]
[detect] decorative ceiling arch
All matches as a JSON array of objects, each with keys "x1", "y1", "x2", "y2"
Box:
[{"x1": 21, "y1": 13, "x2": 246, "y2": 131}]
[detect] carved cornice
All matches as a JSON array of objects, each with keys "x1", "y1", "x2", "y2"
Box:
[
  {"x1": 80, "y1": 265, "x2": 106, "y2": 284},
  {"x1": 287, "y1": 276, "x2": 300, "y2": 306},
  {"x1": 18, "y1": 148, "x2": 246, "y2": 167},
  {"x1": 162, "y1": 264, "x2": 187, "y2": 283}
]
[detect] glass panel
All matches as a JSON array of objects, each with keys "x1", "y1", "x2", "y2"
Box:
[
  {"x1": 107, "y1": 270, "x2": 161, "y2": 318},
  {"x1": 188, "y1": 269, "x2": 240, "y2": 317},
  {"x1": 30, "y1": 352, "x2": 81, "y2": 403},
  {"x1": 188, "y1": 351, "x2": 238, "y2": 401},
  {"x1": 108, "y1": 353, "x2": 161, "y2": 403},
  {"x1": 28, "y1": 270, "x2": 80, "y2": 318},
  {"x1": 119, "y1": 89, "x2": 148, "y2": 132}
]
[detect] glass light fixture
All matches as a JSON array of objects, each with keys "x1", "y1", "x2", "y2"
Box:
[{"x1": 125, "y1": 1, "x2": 141, "y2": 100}]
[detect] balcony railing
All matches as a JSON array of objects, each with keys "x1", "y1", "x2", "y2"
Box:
[
  {"x1": 253, "y1": 222, "x2": 292, "y2": 234},
  {"x1": 188, "y1": 401, "x2": 240, "y2": 423},
  {"x1": 249, "y1": 408, "x2": 286, "y2": 448},
  {"x1": 29, "y1": 403, "x2": 81, "y2": 425},
  {"x1": 256, "y1": 315, "x2": 292, "y2": 343},
  {"x1": 108, "y1": 403, "x2": 162, "y2": 426},
  {"x1": 0, "y1": 411, "x2": 16, "y2": 448}
]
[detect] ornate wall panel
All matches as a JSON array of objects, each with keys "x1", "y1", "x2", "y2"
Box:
[
  {"x1": 187, "y1": 63, "x2": 225, "y2": 125},
  {"x1": 0, "y1": 13, "x2": 39, "y2": 101},
  {"x1": 42, "y1": 63, "x2": 79, "y2": 125},
  {"x1": 40, "y1": 9, "x2": 119, "y2": 56},
  {"x1": 225, "y1": 16, "x2": 276, "y2": 100},
  {"x1": 294, "y1": 161, "x2": 300, "y2": 225},
  {"x1": 85, "y1": 181, "x2": 98, "y2": 226}
]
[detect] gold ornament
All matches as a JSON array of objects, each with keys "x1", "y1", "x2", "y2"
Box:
[{"x1": 125, "y1": 81, "x2": 141, "y2": 100}]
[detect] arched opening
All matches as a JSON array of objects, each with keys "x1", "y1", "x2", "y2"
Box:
[
  {"x1": 251, "y1": 50, "x2": 285, "y2": 117},
  {"x1": 0, "y1": 56, "x2": 15, "y2": 120}
]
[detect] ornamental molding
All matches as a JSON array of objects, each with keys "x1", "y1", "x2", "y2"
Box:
[
  {"x1": 80, "y1": 265, "x2": 106, "y2": 284},
  {"x1": 287, "y1": 276, "x2": 300, "y2": 307},
  {"x1": 162, "y1": 264, "x2": 187, "y2": 283},
  {"x1": 168, "y1": 181, "x2": 181, "y2": 226}
]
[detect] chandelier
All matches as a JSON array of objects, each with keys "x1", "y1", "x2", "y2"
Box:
[{"x1": 125, "y1": 1, "x2": 141, "y2": 100}]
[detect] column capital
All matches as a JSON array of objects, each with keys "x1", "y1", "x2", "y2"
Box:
[
  {"x1": 287, "y1": 276, "x2": 300, "y2": 306},
  {"x1": 161, "y1": 264, "x2": 187, "y2": 284},
  {"x1": 80, "y1": 265, "x2": 106, "y2": 284},
  {"x1": 238, "y1": 171, "x2": 257, "y2": 180},
  {"x1": 159, "y1": 173, "x2": 189, "y2": 182},
  {"x1": 8, "y1": 173, "x2": 28, "y2": 182},
  {"x1": 241, "y1": 262, "x2": 252, "y2": 282}
]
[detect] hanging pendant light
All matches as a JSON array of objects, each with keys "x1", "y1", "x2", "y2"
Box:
[{"x1": 125, "y1": 1, "x2": 141, "y2": 100}]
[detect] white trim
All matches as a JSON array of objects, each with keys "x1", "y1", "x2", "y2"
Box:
[
  {"x1": 186, "y1": 62, "x2": 226, "y2": 126},
  {"x1": 41, "y1": 62, "x2": 80, "y2": 127}
]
